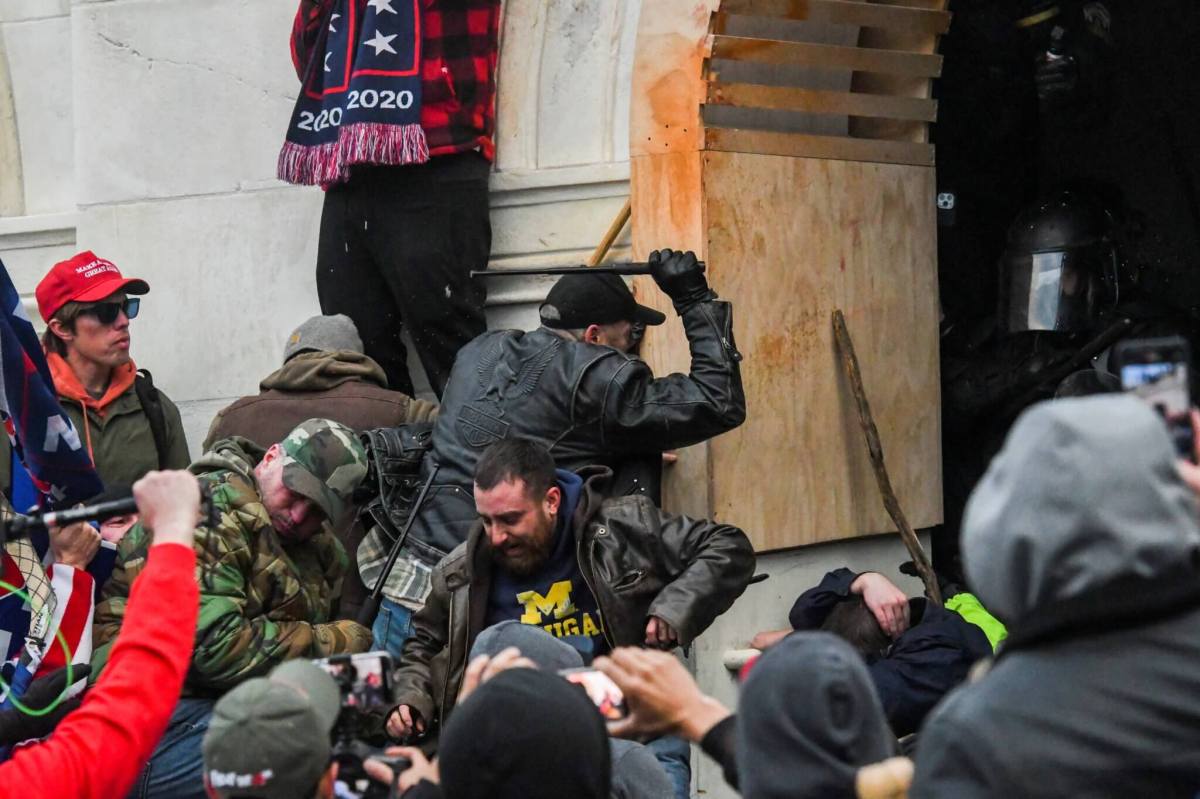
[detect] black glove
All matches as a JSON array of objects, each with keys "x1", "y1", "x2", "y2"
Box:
[
  {"x1": 0, "y1": 664, "x2": 90, "y2": 745},
  {"x1": 649, "y1": 249, "x2": 716, "y2": 316}
]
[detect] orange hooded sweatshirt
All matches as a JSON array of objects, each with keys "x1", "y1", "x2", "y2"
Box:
[{"x1": 46, "y1": 352, "x2": 138, "y2": 464}]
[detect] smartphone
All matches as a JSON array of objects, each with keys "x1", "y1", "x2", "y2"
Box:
[
  {"x1": 314, "y1": 651, "x2": 394, "y2": 711},
  {"x1": 559, "y1": 667, "x2": 628, "y2": 721},
  {"x1": 1113, "y1": 336, "x2": 1194, "y2": 460}
]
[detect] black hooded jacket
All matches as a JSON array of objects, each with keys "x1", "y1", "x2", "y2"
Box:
[
  {"x1": 438, "y1": 668, "x2": 611, "y2": 799},
  {"x1": 789, "y1": 568, "x2": 992, "y2": 736}
]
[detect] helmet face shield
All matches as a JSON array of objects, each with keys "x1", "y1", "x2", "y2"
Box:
[{"x1": 1002, "y1": 247, "x2": 1106, "y2": 333}]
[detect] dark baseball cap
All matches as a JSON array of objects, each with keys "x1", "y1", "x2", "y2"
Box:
[
  {"x1": 203, "y1": 660, "x2": 340, "y2": 799},
  {"x1": 539, "y1": 273, "x2": 666, "y2": 330}
]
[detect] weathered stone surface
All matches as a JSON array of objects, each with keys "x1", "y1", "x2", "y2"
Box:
[
  {"x1": 74, "y1": 186, "x2": 324, "y2": 400},
  {"x1": 0, "y1": 0, "x2": 68, "y2": 24},
  {"x1": 72, "y1": 0, "x2": 300, "y2": 205},
  {"x1": 3, "y1": 16, "x2": 74, "y2": 214}
]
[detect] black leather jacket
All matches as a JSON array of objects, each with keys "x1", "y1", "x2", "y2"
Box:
[
  {"x1": 392, "y1": 466, "x2": 756, "y2": 736},
  {"x1": 405, "y1": 299, "x2": 745, "y2": 562}
]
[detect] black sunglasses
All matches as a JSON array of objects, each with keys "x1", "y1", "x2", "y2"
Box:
[{"x1": 79, "y1": 297, "x2": 140, "y2": 325}]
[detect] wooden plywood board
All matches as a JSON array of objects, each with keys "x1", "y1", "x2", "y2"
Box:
[
  {"x1": 718, "y1": 0, "x2": 951, "y2": 34},
  {"x1": 629, "y1": 152, "x2": 715, "y2": 521},
  {"x1": 710, "y1": 36, "x2": 943, "y2": 78},
  {"x1": 707, "y1": 82, "x2": 938, "y2": 122},
  {"x1": 629, "y1": 0, "x2": 720, "y2": 157},
  {"x1": 700, "y1": 151, "x2": 941, "y2": 551},
  {"x1": 705, "y1": 126, "x2": 935, "y2": 166},
  {"x1": 848, "y1": 0, "x2": 950, "y2": 142}
]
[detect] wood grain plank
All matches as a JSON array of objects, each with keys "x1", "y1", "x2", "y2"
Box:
[
  {"x1": 707, "y1": 82, "x2": 938, "y2": 122},
  {"x1": 717, "y1": 0, "x2": 951, "y2": 34},
  {"x1": 848, "y1": 0, "x2": 949, "y2": 142},
  {"x1": 711, "y1": 35, "x2": 943, "y2": 78},
  {"x1": 705, "y1": 127, "x2": 935, "y2": 166}
]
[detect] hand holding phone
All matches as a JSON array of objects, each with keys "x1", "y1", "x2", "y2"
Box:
[
  {"x1": 1114, "y1": 336, "x2": 1196, "y2": 462},
  {"x1": 560, "y1": 667, "x2": 629, "y2": 721}
]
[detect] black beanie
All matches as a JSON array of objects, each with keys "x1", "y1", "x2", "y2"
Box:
[{"x1": 438, "y1": 668, "x2": 611, "y2": 799}]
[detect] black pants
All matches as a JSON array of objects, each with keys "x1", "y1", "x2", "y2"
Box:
[{"x1": 316, "y1": 156, "x2": 490, "y2": 398}]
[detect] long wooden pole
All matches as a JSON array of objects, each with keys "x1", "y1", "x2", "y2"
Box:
[
  {"x1": 588, "y1": 198, "x2": 632, "y2": 267},
  {"x1": 832, "y1": 310, "x2": 941, "y2": 605}
]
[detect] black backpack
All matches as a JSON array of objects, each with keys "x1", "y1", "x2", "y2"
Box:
[{"x1": 133, "y1": 369, "x2": 170, "y2": 469}]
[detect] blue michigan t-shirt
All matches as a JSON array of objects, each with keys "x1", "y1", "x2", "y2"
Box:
[{"x1": 485, "y1": 470, "x2": 610, "y2": 658}]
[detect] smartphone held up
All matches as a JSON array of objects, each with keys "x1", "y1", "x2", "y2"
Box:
[
  {"x1": 560, "y1": 667, "x2": 628, "y2": 721},
  {"x1": 1114, "y1": 336, "x2": 1195, "y2": 462}
]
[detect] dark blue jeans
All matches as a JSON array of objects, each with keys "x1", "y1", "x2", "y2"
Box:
[
  {"x1": 372, "y1": 597, "x2": 416, "y2": 659},
  {"x1": 127, "y1": 697, "x2": 213, "y2": 799},
  {"x1": 647, "y1": 734, "x2": 692, "y2": 799}
]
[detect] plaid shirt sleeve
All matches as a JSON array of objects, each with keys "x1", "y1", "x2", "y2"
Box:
[
  {"x1": 358, "y1": 527, "x2": 434, "y2": 609},
  {"x1": 421, "y1": 0, "x2": 502, "y2": 160},
  {"x1": 289, "y1": 0, "x2": 336, "y2": 80}
]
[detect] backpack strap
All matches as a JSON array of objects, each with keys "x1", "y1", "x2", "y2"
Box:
[{"x1": 134, "y1": 369, "x2": 170, "y2": 470}]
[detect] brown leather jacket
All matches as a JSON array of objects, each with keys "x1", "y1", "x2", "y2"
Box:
[{"x1": 391, "y1": 466, "x2": 755, "y2": 739}]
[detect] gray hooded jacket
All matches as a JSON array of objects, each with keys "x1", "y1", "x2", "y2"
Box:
[
  {"x1": 912, "y1": 396, "x2": 1200, "y2": 798},
  {"x1": 737, "y1": 632, "x2": 896, "y2": 799}
]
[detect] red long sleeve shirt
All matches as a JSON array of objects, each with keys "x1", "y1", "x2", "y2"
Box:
[{"x1": 0, "y1": 542, "x2": 199, "y2": 799}]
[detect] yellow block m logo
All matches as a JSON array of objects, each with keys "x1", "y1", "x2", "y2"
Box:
[{"x1": 517, "y1": 580, "x2": 577, "y2": 624}]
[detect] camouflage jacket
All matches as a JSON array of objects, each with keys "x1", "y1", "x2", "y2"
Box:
[{"x1": 91, "y1": 437, "x2": 368, "y2": 697}]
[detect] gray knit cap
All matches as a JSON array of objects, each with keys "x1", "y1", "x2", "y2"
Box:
[{"x1": 283, "y1": 314, "x2": 363, "y2": 362}]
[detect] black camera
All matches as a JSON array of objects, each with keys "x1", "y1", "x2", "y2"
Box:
[{"x1": 316, "y1": 652, "x2": 406, "y2": 798}]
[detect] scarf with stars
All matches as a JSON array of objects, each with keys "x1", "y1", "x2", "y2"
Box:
[{"x1": 278, "y1": 0, "x2": 427, "y2": 186}]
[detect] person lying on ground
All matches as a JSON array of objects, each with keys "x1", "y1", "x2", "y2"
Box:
[{"x1": 752, "y1": 567, "x2": 992, "y2": 736}]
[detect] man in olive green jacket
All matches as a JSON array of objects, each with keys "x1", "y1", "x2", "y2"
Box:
[
  {"x1": 0, "y1": 251, "x2": 189, "y2": 501},
  {"x1": 93, "y1": 418, "x2": 372, "y2": 799}
]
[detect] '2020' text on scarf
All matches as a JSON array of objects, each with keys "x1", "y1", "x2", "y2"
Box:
[{"x1": 278, "y1": 0, "x2": 427, "y2": 187}]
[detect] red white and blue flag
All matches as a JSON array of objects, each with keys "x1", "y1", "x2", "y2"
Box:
[{"x1": 0, "y1": 259, "x2": 102, "y2": 509}]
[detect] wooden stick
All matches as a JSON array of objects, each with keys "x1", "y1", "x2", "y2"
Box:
[
  {"x1": 832, "y1": 310, "x2": 941, "y2": 605},
  {"x1": 588, "y1": 198, "x2": 632, "y2": 267}
]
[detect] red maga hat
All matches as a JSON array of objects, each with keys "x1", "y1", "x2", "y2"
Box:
[{"x1": 36, "y1": 251, "x2": 150, "y2": 323}]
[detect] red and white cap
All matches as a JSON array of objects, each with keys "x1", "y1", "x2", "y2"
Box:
[{"x1": 35, "y1": 251, "x2": 150, "y2": 323}]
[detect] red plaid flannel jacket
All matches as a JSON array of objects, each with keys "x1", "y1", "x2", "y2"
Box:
[{"x1": 290, "y1": 0, "x2": 501, "y2": 161}]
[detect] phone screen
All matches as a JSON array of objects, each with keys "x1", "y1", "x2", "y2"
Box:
[
  {"x1": 1116, "y1": 337, "x2": 1194, "y2": 461},
  {"x1": 314, "y1": 651, "x2": 393, "y2": 711},
  {"x1": 1120, "y1": 361, "x2": 1189, "y2": 419},
  {"x1": 559, "y1": 668, "x2": 628, "y2": 720}
]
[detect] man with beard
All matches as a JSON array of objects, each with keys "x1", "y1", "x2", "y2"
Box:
[{"x1": 385, "y1": 437, "x2": 754, "y2": 749}]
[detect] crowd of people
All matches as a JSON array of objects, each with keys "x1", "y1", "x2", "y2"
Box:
[
  {"x1": 2, "y1": 0, "x2": 1200, "y2": 797},
  {"x1": 6, "y1": 232, "x2": 1200, "y2": 799}
]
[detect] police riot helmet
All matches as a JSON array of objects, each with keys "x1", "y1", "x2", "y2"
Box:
[{"x1": 999, "y1": 190, "x2": 1119, "y2": 334}]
